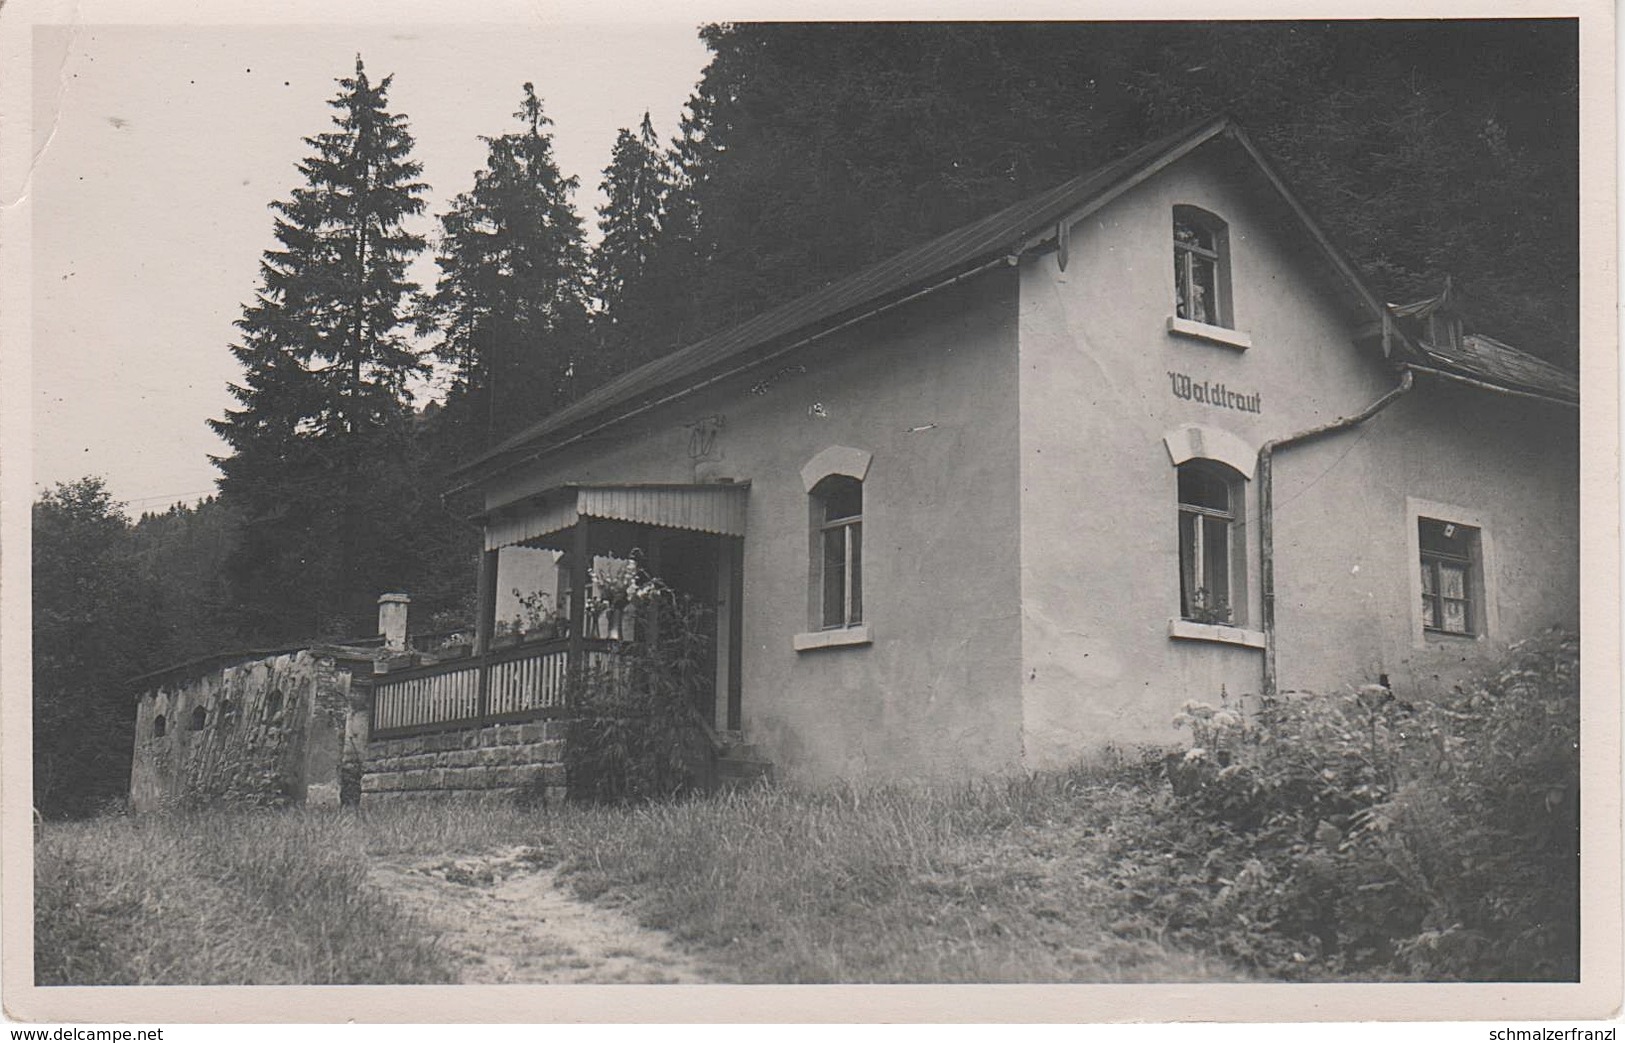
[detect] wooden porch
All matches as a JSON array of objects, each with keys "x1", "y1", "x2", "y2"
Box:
[
  {"x1": 369, "y1": 635, "x2": 621, "y2": 740},
  {"x1": 370, "y1": 482, "x2": 749, "y2": 743}
]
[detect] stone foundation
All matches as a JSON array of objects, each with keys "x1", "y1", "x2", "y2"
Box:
[{"x1": 363, "y1": 719, "x2": 569, "y2": 806}]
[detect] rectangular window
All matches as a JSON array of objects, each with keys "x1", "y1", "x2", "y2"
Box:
[
  {"x1": 821, "y1": 518, "x2": 862, "y2": 628},
  {"x1": 1180, "y1": 512, "x2": 1231, "y2": 618},
  {"x1": 1178, "y1": 462, "x2": 1239, "y2": 624},
  {"x1": 1174, "y1": 207, "x2": 1230, "y2": 329},
  {"x1": 1419, "y1": 518, "x2": 1479, "y2": 636},
  {"x1": 816, "y1": 476, "x2": 863, "y2": 629}
]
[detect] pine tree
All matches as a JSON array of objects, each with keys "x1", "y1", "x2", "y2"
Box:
[
  {"x1": 589, "y1": 112, "x2": 673, "y2": 375},
  {"x1": 422, "y1": 83, "x2": 590, "y2": 455},
  {"x1": 209, "y1": 56, "x2": 429, "y2": 640}
]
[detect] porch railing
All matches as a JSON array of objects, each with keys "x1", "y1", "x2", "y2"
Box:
[{"x1": 370, "y1": 636, "x2": 617, "y2": 739}]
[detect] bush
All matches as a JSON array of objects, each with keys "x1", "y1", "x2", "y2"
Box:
[
  {"x1": 565, "y1": 591, "x2": 716, "y2": 803},
  {"x1": 1146, "y1": 629, "x2": 1579, "y2": 980}
]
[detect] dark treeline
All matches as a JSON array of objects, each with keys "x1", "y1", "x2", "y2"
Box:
[{"x1": 35, "y1": 22, "x2": 1577, "y2": 816}]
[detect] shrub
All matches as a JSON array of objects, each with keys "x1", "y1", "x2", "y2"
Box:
[
  {"x1": 1151, "y1": 629, "x2": 1579, "y2": 980},
  {"x1": 565, "y1": 591, "x2": 716, "y2": 803}
]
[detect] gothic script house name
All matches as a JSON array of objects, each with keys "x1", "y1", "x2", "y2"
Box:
[{"x1": 1167, "y1": 371, "x2": 1263, "y2": 414}]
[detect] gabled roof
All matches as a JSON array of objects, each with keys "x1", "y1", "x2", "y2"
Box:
[{"x1": 452, "y1": 115, "x2": 1559, "y2": 489}]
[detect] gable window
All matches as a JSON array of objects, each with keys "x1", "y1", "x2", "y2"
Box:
[
  {"x1": 1173, "y1": 206, "x2": 1232, "y2": 330},
  {"x1": 1419, "y1": 518, "x2": 1480, "y2": 636},
  {"x1": 1177, "y1": 461, "x2": 1243, "y2": 625},
  {"x1": 815, "y1": 475, "x2": 863, "y2": 630}
]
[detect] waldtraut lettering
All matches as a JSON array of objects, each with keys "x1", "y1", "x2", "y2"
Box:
[{"x1": 1167, "y1": 371, "x2": 1263, "y2": 414}]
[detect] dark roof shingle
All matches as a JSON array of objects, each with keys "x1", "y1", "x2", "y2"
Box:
[{"x1": 1423, "y1": 334, "x2": 1579, "y2": 403}]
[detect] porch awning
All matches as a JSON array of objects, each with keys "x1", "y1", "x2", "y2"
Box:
[{"x1": 481, "y1": 482, "x2": 750, "y2": 552}]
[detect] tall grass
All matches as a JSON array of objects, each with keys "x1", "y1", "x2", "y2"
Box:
[
  {"x1": 529, "y1": 770, "x2": 1249, "y2": 983},
  {"x1": 37, "y1": 770, "x2": 1246, "y2": 985},
  {"x1": 34, "y1": 810, "x2": 451, "y2": 985}
]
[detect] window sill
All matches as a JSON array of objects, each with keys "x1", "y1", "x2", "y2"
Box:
[
  {"x1": 1168, "y1": 618, "x2": 1266, "y2": 649},
  {"x1": 793, "y1": 626, "x2": 873, "y2": 652},
  {"x1": 1423, "y1": 628, "x2": 1483, "y2": 641},
  {"x1": 1167, "y1": 316, "x2": 1253, "y2": 351}
]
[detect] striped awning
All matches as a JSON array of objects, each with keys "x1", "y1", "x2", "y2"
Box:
[{"x1": 483, "y1": 483, "x2": 749, "y2": 552}]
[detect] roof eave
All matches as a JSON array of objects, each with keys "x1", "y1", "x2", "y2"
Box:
[
  {"x1": 447, "y1": 250, "x2": 1022, "y2": 492},
  {"x1": 451, "y1": 114, "x2": 1437, "y2": 491}
]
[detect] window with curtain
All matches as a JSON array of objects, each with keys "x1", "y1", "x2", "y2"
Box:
[{"x1": 1420, "y1": 518, "x2": 1480, "y2": 635}]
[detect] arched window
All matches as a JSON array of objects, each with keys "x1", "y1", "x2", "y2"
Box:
[
  {"x1": 1173, "y1": 206, "x2": 1232, "y2": 328},
  {"x1": 152, "y1": 714, "x2": 167, "y2": 738},
  {"x1": 812, "y1": 475, "x2": 863, "y2": 630},
  {"x1": 1177, "y1": 461, "x2": 1245, "y2": 624},
  {"x1": 188, "y1": 706, "x2": 207, "y2": 732}
]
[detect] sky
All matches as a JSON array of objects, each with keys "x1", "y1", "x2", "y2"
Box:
[{"x1": 28, "y1": 22, "x2": 710, "y2": 516}]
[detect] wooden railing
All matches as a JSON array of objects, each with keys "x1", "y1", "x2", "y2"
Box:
[{"x1": 370, "y1": 637, "x2": 618, "y2": 739}]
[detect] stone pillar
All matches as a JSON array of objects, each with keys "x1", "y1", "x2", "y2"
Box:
[{"x1": 378, "y1": 593, "x2": 410, "y2": 651}]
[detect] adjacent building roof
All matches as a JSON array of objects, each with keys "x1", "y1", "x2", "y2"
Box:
[
  {"x1": 453, "y1": 115, "x2": 1573, "y2": 488},
  {"x1": 1420, "y1": 334, "x2": 1580, "y2": 404},
  {"x1": 1389, "y1": 283, "x2": 1578, "y2": 404}
]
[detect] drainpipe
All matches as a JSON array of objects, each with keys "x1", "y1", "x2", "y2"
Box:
[{"x1": 1258, "y1": 367, "x2": 1414, "y2": 701}]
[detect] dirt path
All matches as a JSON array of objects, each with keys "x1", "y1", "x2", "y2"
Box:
[{"x1": 370, "y1": 845, "x2": 711, "y2": 984}]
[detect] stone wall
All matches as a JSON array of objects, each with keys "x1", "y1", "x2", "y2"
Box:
[
  {"x1": 130, "y1": 648, "x2": 368, "y2": 812},
  {"x1": 362, "y1": 719, "x2": 569, "y2": 805}
]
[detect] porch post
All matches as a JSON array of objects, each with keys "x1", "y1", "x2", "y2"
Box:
[
  {"x1": 726, "y1": 536, "x2": 744, "y2": 732},
  {"x1": 568, "y1": 518, "x2": 591, "y2": 685},
  {"x1": 474, "y1": 548, "x2": 500, "y2": 656},
  {"x1": 474, "y1": 547, "x2": 499, "y2": 725},
  {"x1": 645, "y1": 528, "x2": 664, "y2": 649}
]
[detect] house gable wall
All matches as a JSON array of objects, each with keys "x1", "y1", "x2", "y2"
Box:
[
  {"x1": 486, "y1": 271, "x2": 1025, "y2": 782},
  {"x1": 1016, "y1": 143, "x2": 1577, "y2": 765}
]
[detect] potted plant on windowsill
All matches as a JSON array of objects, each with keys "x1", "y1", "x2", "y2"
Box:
[{"x1": 1186, "y1": 588, "x2": 1233, "y2": 626}]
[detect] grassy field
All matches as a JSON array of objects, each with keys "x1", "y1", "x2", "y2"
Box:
[
  {"x1": 35, "y1": 767, "x2": 1248, "y2": 985},
  {"x1": 33, "y1": 809, "x2": 452, "y2": 984}
]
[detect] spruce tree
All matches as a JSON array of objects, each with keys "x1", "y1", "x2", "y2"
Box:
[
  {"x1": 589, "y1": 112, "x2": 674, "y2": 375},
  {"x1": 209, "y1": 56, "x2": 429, "y2": 640},
  {"x1": 646, "y1": 22, "x2": 1575, "y2": 366},
  {"x1": 422, "y1": 83, "x2": 591, "y2": 455}
]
